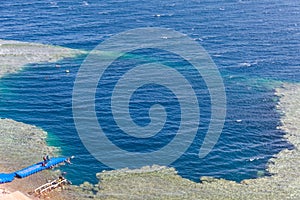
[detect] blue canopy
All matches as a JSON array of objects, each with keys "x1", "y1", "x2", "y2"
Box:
[
  {"x1": 14, "y1": 161, "x2": 46, "y2": 178},
  {"x1": 0, "y1": 173, "x2": 15, "y2": 183},
  {"x1": 15, "y1": 157, "x2": 67, "y2": 178},
  {"x1": 44, "y1": 157, "x2": 67, "y2": 169},
  {"x1": 0, "y1": 157, "x2": 68, "y2": 183}
]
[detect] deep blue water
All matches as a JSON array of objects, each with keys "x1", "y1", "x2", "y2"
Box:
[{"x1": 0, "y1": 0, "x2": 299, "y2": 185}]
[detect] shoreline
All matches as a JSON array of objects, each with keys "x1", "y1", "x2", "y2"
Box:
[
  {"x1": 1, "y1": 39, "x2": 300, "y2": 199},
  {"x1": 0, "y1": 39, "x2": 84, "y2": 200},
  {"x1": 0, "y1": 118, "x2": 62, "y2": 199}
]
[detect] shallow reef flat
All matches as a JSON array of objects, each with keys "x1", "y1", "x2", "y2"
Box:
[{"x1": 0, "y1": 39, "x2": 83, "y2": 78}]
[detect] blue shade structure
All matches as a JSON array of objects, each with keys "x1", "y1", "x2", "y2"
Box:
[
  {"x1": 14, "y1": 157, "x2": 67, "y2": 178},
  {"x1": 0, "y1": 157, "x2": 69, "y2": 184},
  {"x1": 0, "y1": 173, "x2": 15, "y2": 183}
]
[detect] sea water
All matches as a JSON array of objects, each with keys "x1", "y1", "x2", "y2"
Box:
[{"x1": 0, "y1": 0, "x2": 299, "y2": 184}]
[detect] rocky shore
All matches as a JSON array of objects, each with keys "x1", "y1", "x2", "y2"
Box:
[
  {"x1": 1, "y1": 39, "x2": 300, "y2": 199},
  {"x1": 0, "y1": 118, "x2": 64, "y2": 199}
]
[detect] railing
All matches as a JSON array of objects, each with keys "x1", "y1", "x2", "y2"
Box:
[{"x1": 34, "y1": 178, "x2": 69, "y2": 196}]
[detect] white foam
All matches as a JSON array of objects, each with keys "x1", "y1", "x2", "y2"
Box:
[{"x1": 82, "y1": 1, "x2": 89, "y2": 6}]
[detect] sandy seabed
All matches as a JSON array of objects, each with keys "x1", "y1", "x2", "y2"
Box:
[{"x1": 1, "y1": 39, "x2": 300, "y2": 199}]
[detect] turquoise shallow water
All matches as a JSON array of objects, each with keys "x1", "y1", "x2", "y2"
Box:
[{"x1": 0, "y1": 0, "x2": 299, "y2": 184}]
